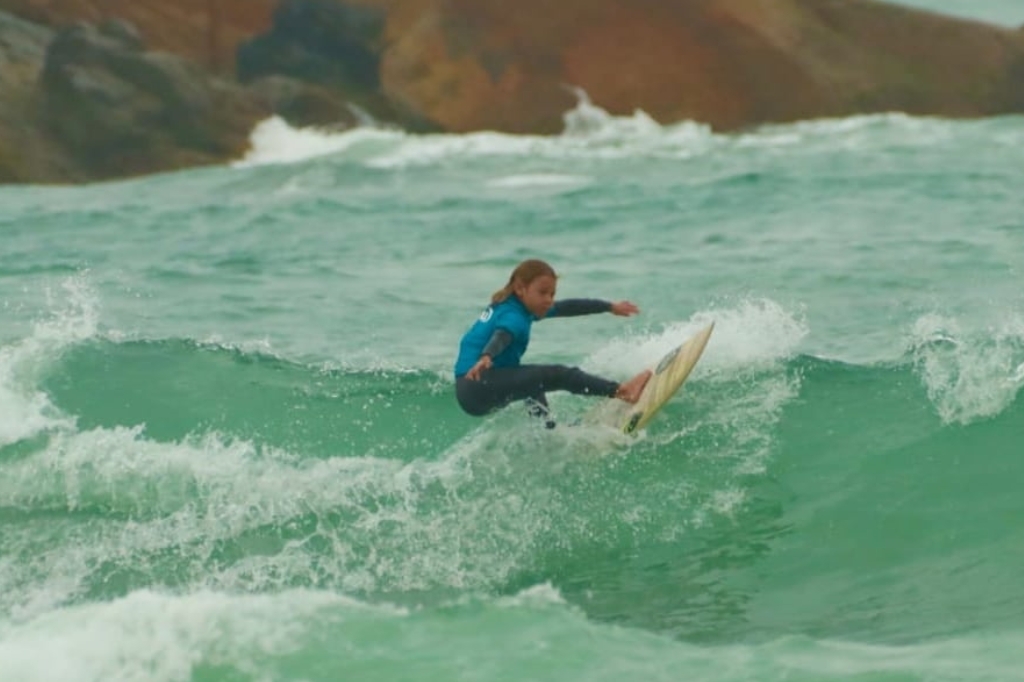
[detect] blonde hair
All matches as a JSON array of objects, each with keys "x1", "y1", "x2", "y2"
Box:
[{"x1": 491, "y1": 259, "x2": 557, "y2": 304}]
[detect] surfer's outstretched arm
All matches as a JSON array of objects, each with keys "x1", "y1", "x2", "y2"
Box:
[{"x1": 547, "y1": 299, "x2": 640, "y2": 318}]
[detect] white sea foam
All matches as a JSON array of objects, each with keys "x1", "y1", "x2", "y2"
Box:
[
  {"x1": 571, "y1": 298, "x2": 807, "y2": 527},
  {"x1": 235, "y1": 116, "x2": 400, "y2": 167},
  {"x1": 485, "y1": 173, "x2": 591, "y2": 189},
  {"x1": 235, "y1": 89, "x2": 976, "y2": 176},
  {"x1": 910, "y1": 313, "x2": 1024, "y2": 424},
  {"x1": 0, "y1": 421, "x2": 547, "y2": 620},
  {"x1": 2, "y1": 585, "x2": 1022, "y2": 682},
  {"x1": 0, "y1": 588, "x2": 402, "y2": 682},
  {"x1": 586, "y1": 297, "x2": 808, "y2": 377},
  {"x1": 238, "y1": 94, "x2": 719, "y2": 171},
  {"x1": 0, "y1": 275, "x2": 98, "y2": 447}
]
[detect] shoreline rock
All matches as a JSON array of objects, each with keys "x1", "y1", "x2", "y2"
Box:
[{"x1": 1, "y1": 0, "x2": 1023, "y2": 184}]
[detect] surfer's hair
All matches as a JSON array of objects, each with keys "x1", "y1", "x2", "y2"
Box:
[{"x1": 491, "y1": 259, "x2": 557, "y2": 304}]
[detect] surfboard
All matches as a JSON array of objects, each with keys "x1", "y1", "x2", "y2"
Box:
[{"x1": 589, "y1": 322, "x2": 715, "y2": 434}]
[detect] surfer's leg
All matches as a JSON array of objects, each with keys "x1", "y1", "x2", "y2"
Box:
[
  {"x1": 457, "y1": 365, "x2": 650, "y2": 416},
  {"x1": 524, "y1": 393, "x2": 549, "y2": 416},
  {"x1": 456, "y1": 364, "x2": 631, "y2": 418},
  {"x1": 455, "y1": 376, "x2": 503, "y2": 416},
  {"x1": 486, "y1": 365, "x2": 620, "y2": 401}
]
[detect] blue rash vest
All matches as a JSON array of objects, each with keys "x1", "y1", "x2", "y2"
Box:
[
  {"x1": 453, "y1": 297, "x2": 611, "y2": 378},
  {"x1": 454, "y1": 297, "x2": 535, "y2": 377}
]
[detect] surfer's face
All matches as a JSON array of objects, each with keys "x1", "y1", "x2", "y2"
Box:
[{"x1": 516, "y1": 275, "x2": 557, "y2": 318}]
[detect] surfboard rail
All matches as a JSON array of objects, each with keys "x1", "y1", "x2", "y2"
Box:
[
  {"x1": 621, "y1": 322, "x2": 714, "y2": 433},
  {"x1": 584, "y1": 322, "x2": 714, "y2": 434}
]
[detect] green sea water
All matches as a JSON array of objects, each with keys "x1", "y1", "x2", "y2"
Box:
[{"x1": 3, "y1": 43, "x2": 1024, "y2": 682}]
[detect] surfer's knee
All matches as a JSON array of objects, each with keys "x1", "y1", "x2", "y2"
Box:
[
  {"x1": 458, "y1": 402, "x2": 490, "y2": 417},
  {"x1": 544, "y1": 364, "x2": 584, "y2": 386},
  {"x1": 455, "y1": 378, "x2": 494, "y2": 416},
  {"x1": 556, "y1": 364, "x2": 585, "y2": 379},
  {"x1": 455, "y1": 393, "x2": 488, "y2": 416}
]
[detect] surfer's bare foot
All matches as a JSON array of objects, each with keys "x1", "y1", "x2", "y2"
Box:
[{"x1": 615, "y1": 370, "x2": 652, "y2": 404}]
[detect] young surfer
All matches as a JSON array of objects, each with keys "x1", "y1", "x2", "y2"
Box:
[{"x1": 453, "y1": 259, "x2": 652, "y2": 424}]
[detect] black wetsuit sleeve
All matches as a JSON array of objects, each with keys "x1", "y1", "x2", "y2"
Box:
[
  {"x1": 548, "y1": 299, "x2": 612, "y2": 317},
  {"x1": 481, "y1": 328, "x2": 513, "y2": 359}
]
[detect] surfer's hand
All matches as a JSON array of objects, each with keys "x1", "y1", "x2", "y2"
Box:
[
  {"x1": 466, "y1": 355, "x2": 492, "y2": 381},
  {"x1": 610, "y1": 300, "x2": 639, "y2": 316}
]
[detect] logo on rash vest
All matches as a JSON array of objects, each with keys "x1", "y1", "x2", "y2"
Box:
[{"x1": 479, "y1": 307, "x2": 493, "y2": 322}]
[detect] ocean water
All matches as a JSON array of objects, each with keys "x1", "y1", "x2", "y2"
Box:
[{"x1": 3, "y1": 8, "x2": 1024, "y2": 679}]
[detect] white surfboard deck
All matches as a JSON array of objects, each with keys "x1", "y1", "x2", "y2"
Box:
[{"x1": 587, "y1": 322, "x2": 714, "y2": 434}]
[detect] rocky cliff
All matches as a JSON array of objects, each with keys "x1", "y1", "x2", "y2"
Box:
[{"x1": 1, "y1": 0, "x2": 1023, "y2": 184}]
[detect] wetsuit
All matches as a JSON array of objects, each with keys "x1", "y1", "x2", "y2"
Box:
[{"x1": 453, "y1": 297, "x2": 620, "y2": 419}]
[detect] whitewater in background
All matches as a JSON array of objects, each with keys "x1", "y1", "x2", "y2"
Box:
[{"x1": 2, "y1": 2, "x2": 1024, "y2": 678}]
